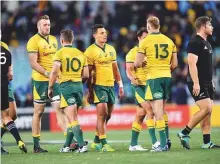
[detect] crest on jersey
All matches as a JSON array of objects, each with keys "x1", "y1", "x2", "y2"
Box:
[{"x1": 110, "y1": 52, "x2": 114, "y2": 57}]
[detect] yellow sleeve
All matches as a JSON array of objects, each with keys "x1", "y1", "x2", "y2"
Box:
[
  {"x1": 83, "y1": 56, "x2": 88, "y2": 67},
  {"x1": 112, "y1": 48, "x2": 117, "y2": 61},
  {"x1": 138, "y1": 39, "x2": 146, "y2": 54},
  {"x1": 173, "y1": 44, "x2": 177, "y2": 53},
  {"x1": 126, "y1": 49, "x2": 135, "y2": 63},
  {"x1": 54, "y1": 49, "x2": 62, "y2": 62},
  {"x1": 27, "y1": 37, "x2": 38, "y2": 53},
  {"x1": 84, "y1": 48, "x2": 94, "y2": 66}
]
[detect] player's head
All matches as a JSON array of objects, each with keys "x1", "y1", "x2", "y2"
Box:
[
  {"x1": 60, "y1": 29, "x2": 74, "y2": 46},
  {"x1": 37, "y1": 15, "x2": 50, "y2": 36},
  {"x1": 92, "y1": 24, "x2": 107, "y2": 43},
  {"x1": 195, "y1": 16, "x2": 213, "y2": 36},
  {"x1": 146, "y1": 16, "x2": 160, "y2": 33},
  {"x1": 137, "y1": 27, "x2": 148, "y2": 41}
]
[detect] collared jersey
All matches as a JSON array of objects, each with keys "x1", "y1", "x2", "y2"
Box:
[
  {"x1": 187, "y1": 35, "x2": 213, "y2": 83},
  {"x1": 85, "y1": 43, "x2": 116, "y2": 86},
  {"x1": 54, "y1": 45, "x2": 88, "y2": 83},
  {"x1": 126, "y1": 46, "x2": 148, "y2": 85},
  {"x1": 138, "y1": 33, "x2": 177, "y2": 79},
  {"x1": 26, "y1": 33, "x2": 58, "y2": 81}
]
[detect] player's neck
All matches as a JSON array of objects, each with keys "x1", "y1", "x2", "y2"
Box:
[
  {"x1": 197, "y1": 32, "x2": 207, "y2": 40},
  {"x1": 149, "y1": 30, "x2": 160, "y2": 34},
  {"x1": 95, "y1": 41, "x2": 105, "y2": 48},
  {"x1": 63, "y1": 43, "x2": 72, "y2": 47},
  {"x1": 38, "y1": 32, "x2": 49, "y2": 39}
]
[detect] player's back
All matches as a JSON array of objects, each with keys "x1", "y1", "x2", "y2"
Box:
[
  {"x1": 1, "y1": 41, "x2": 11, "y2": 83},
  {"x1": 140, "y1": 33, "x2": 176, "y2": 79},
  {"x1": 54, "y1": 46, "x2": 87, "y2": 83}
]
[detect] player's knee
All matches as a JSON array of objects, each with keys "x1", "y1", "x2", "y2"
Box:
[
  {"x1": 33, "y1": 110, "x2": 44, "y2": 118},
  {"x1": 12, "y1": 114, "x2": 17, "y2": 121},
  {"x1": 105, "y1": 115, "x2": 111, "y2": 123}
]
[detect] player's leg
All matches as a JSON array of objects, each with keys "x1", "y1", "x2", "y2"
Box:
[
  {"x1": 200, "y1": 85, "x2": 220, "y2": 149},
  {"x1": 143, "y1": 101, "x2": 159, "y2": 149},
  {"x1": 178, "y1": 98, "x2": 211, "y2": 149},
  {"x1": 145, "y1": 78, "x2": 168, "y2": 151},
  {"x1": 32, "y1": 80, "x2": 48, "y2": 153},
  {"x1": 1, "y1": 86, "x2": 17, "y2": 153},
  {"x1": 129, "y1": 84, "x2": 147, "y2": 151},
  {"x1": 60, "y1": 81, "x2": 87, "y2": 153},
  {"x1": 150, "y1": 100, "x2": 167, "y2": 150},
  {"x1": 8, "y1": 85, "x2": 17, "y2": 121},
  {"x1": 1, "y1": 84, "x2": 27, "y2": 154},
  {"x1": 129, "y1": 105, "x2": 148, "y2": 151}
]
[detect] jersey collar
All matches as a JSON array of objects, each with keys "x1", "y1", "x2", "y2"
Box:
[
  {"x1": 94, "y1": 42, "x2": 106, "y2": 52},
  {"x1": 150, "y1": 32, "x2": 161, "y2": 35},
  {"x1": 64, "y1": 45, "x2": 72, "y2": 48},
  {"x1": 38, "y1": 33, "x2": 49, "y2": 43}
]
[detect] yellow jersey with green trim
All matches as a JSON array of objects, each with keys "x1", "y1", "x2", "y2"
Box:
[
  {"x1": 126, "y1": 46, "x2": 148, "y2": 85},
  {"x1": 138, "y1": 32, "x2": 177, "y2": 79},
  {"x1": 26, "y1": 33, "x2": 58, "y2": 81},
  {"x1": 85, "y1": 43, "x2": 116, "y2": 86},
  {"x1": 1, "y1": 41, "x2": 9, "y2": 51},
  {"x1": 54, "y1": 45, "x2": 88, "y2": 83}
]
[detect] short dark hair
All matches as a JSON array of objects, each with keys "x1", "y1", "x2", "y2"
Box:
[
  {"x1": 37, "y1": 15, "x2": 50, "y2": 23},
  {"x1": 137, "y1": 27, "x2": 148, "y2": 37},
  {"x1": 60, "y1": 29, "x2": 74, "y2": 43},
  {"x1": 92, "y1": 24, "x2": 104, "y2": 34},
  {"x1": 195, "y1": 16, "x2": 212, "y2": 31}
]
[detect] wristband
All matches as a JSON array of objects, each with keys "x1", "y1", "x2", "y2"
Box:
[
  {"x1": 118, "y1": 80, "x2": 123, "y2": 88},
  {"x1": 44, "y1": 71, "x2": 50, "y2": 77}
]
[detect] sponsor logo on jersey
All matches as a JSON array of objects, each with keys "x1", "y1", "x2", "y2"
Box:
[
  {"x1": 68, "y1": 97, "x2": 76, "y2": 104},
  {"x1": 153, "y1": 92, "x2": 163, "y2": 98}
]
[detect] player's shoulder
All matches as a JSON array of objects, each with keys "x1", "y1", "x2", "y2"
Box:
[
  {"x1": 27, "y1": 33, "x2": 40, "y2": 43},
  {"x1": 128, "y1": 46, "x2": 138, "y2": 54},
  {"x1": 1, "y1": 41, "x2": 9, "y2": 51},
  {"x1": 189, "y1": 35, "x2": 202, "y2": 44},
  {"x1": 159, "y1": 33, "x2": 174, "y2": 43},
  {"x1": 105, "y1": 43, "x2": 115, "y2": 50},
  {"x1": 49, "y1": 35, "x2": 57, "y2": 41}
]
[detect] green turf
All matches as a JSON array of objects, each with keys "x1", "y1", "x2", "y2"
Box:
[{"x1": 1, "y1": 128, "x2": 220, "y2": 164}]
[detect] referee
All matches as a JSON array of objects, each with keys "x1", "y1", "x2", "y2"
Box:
[{"x1": 177, "y1": 16, "x2": 220, "y2": 149}]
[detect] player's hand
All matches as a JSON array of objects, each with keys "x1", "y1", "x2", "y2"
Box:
[
  {"x1": 142, "y1": 60, "x2": 147, "y2": 67},
  {"x1": 87, "y1": 91, "x2": 94, "y2": 104},
  {"x1": 48, "y1": 87, "x2": 53, "y2": 100},
  {"x1": 7, "y1": 72, "x2": 13, "y2": 81},
  {"x1": 118, "y1": 87, "x2": 124, "y2": 99},
  {"x1": 193, "y1": 83, "x2": 200, "y2": 96},
  {"x1": 130, "y1": 77, "x2": 139, "y2": 86}
]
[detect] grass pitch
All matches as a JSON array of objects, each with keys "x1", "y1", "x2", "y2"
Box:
[{"x1": 1, "y1": 128, "x2": 220, "y2": 164}]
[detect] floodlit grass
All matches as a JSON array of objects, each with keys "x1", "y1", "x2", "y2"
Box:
[{"x1": 2, "y1": 128, "x2": 220, "y2": 164}]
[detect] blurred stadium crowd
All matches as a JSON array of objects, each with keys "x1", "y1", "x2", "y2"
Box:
[{"x1": 1, "y1": 1, "x2": 220, "y2": 107}]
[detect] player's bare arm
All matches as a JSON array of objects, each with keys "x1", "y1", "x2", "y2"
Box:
[
  {"x1": 28, "y1": 52, "x2": 50, "y2": 77},
  {"x1": 134, "y1": 52, "x2": 145, "y2": 68},
  {"x1": 171, "y1": 52, "x2": 178, "y2": 72},
  {"x1": 86, "y1": 65, "x2": 94, "y2": 104},
  {"x1": 126, "y1": 63, "x2": 138, "y2": 85},
  {"x1": 112, "y1": 61, "x2": 124, "y2": 98},
  {"x1": 82, "y1": 65, "x2": 89, "y2": 83},
  {"x1": 48, "y1": 61, "x2": 61, "y2": 99},
  {"x1": 188, "y1": 53, "x2": 200, "y2": 96},
  {"x1": 7, "y1": 65, "x2": 13, "y2": 81}
]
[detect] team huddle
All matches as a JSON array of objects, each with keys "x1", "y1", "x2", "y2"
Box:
[{"x1": 1, "y1": 15, "x2": 219, "y2": 154}]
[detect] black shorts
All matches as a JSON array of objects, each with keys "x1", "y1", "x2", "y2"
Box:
[
  {"x1": 187, "y1": 82, "x2": 215, "y2": 102},
  {"x1": 1, "y1": 82, "x2": 9, "y2": 111}
]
